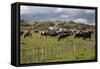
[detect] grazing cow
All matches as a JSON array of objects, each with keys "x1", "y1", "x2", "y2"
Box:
[
  {"x1": 74, "y1": 31, "x2": 92, "y2": 39},
  {"x1": 49, "y1": 31, "x2": 59, "y2": 37},
  {"x1": 67, "y1": 30, "x2": 73, "y2": 35},
  {"x1": 20, "y1": 31, "x2": 24, "y2": 36},
  {"x1": 40, "y1": 30, "x2": 58, "y2": 37},
  {"x1": 40, "y1": 30, "x2": 73, "y2": 39},
  {"x1": 82, "y1": 31, "x2": 92, "y2": 39},
  {"x1": 73, "y1": 30, "x2": 77, "y2": 33},
  {"x1": 58, "y1": 31, "x2": 71, "y2": 42},
  {"x1": 34, "y1": 30, "x2": 38, "y2": 33},
  {"x1": 40, "y1": 31, "x2": 49, "y2": 36},
  {"x1": 74, "y1": 31, "x2": 83, "y2": 39},
  {"x1": 89, "y1": 31, "x2": 94, "y2": 34},
  {"x1": 24, "y1": 30, "x2": 32, "y2": 38}
]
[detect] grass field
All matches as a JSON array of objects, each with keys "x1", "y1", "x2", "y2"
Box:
[{"x1": 20, "y1": 31, "x2": 96, "y2": 64}]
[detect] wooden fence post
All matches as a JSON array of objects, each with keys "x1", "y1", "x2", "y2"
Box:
[
  {"x1": 50, "y1": 47, "x2": 52, "y2": 59},
  {"x1": 54, "y1": 46, "x2": 56, "y2": 58},
  {"x1": 64, "y1": 46, "x2": 66, "y2": 55},
  {"x1": 41, "y1": 47, "x2": 44, "y2": 62},
  {"x1": 33, "y1": 48, "x2": 36, "y2": 63},
  {"x1": 28, "y1": 48, "x2": 30, "y2": 63},
  {"x1": 55, "y1": 46, "x2": 57, "y2": 58},
  {"x1": 37, "y1": 48, "x2": 40, "y2": 63},
  {"x1": 45, "y1": 47, "x2": 47, "y2": 61},
  {"x1": 22, "y1": 49, "x2": 25, "y2": 63},
  {"x1": 73, "y1": 42, "x2": 76, "y2": 52},
  {"x1": 56, "y1": 46, "x2": 58, "y2": 58}
]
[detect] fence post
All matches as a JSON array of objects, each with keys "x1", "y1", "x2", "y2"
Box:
[
  {"x1": 45, "y1": 47, "x2": 47, "y2": 61},
  {"x1": 55, "y1": 46, "x2": 57, "y2": 58},
  {"x1": 22, "y1": 49, "x2": 25, "y2": 63},
  {"x1": 77, "y1": 41, "x2": 79, "y2": 52},
  {"x1": 37, "y1": 48, "x2": 40, "y2": 63},
  {"x1": 41, "y1": 47, "x2": 44, "y2": 62},
  {"x1": 28, "y1": 48, "x2": 30, "y2": 63},
  {"x1": 50, "y1": 47, "x2": 52, "y2": 59},
  {"x1": 54, "y1": 46, "x2": 55, "y2": 58},
  {"x1": 64, "y1": 46, "x2": 66, "y2": 56},
  {"x1": 73, "y1": 42, "x2": 76, "y2": 52},
  {"x1": 56, "y1": 46, "x2": 58, "y2": 58},
  {"x1": 60, "y1": 46, "x2": 62, "y2": 58},
  {"x1": 33, "y1": 48, "x2": 36, "y2": 63},
  {"x1": 73, "y1": 41, "x2": 76, "y2": 58}
]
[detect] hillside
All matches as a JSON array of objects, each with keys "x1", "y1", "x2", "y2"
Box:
[{"x1": 20, "y1": 19, "x2": 95, "y2": 31}]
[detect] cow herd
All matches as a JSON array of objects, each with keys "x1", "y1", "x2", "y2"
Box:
[
  {"x1": 20, "y1": 30, "x2": 94, "y2": 42},
  {"x1": 40, "y1": 30, "x2": 73, "y2": 41}
]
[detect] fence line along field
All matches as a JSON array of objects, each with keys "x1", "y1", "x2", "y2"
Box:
[{"x1": 20, "y1": 20, "x2": 96, "y2": 64}]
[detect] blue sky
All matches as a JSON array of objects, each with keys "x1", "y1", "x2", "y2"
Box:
[{"x1": 20, "y1": 5, "x2": 95, "y2": 25}]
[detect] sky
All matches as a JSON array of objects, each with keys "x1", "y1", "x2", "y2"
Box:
[{"x1": 20, "y1": 5, "x2": 95, "y2": 25}]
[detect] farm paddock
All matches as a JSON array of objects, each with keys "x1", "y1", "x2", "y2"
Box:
[{"x1": 20, "y1": 30, "x2": 96, "y2": 64}]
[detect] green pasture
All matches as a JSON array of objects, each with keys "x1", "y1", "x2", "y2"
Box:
[{"x1": 20, "y1": 31, "x2": 96, "y2": 64}]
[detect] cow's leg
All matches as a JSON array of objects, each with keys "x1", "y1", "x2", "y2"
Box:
[
  {"x1": 74, "y1": 35, "x2": 76, "y2": 39},
  {"x1": 89, "y1": 36, "x2": 91, "y2": 39},
  {"x1": 58, "y1": 36, "x2": 61, "y2": 42},
  {"x1": 58, "y1": 38, "x2": 60, "y2": 42},
  {"x1": 24, "y1": 35, "x2": 26, "y2": 38},
  {"x1": 83, "y1": 37, "x2": 86, "y2": 40}
]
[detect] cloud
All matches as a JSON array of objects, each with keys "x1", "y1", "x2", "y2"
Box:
[
  {"x1": 85, "y1": 10, "x2": 95, "y2": 14},
  {"x1": 20, "y1": 6, "x2": 57, "y2": 15},
  {"x1": 55, "y1": 8, "x2": 64, "y2": 12},
  {"x1": 20, "y1": 6, "x2": 29, "y2": 14},
  {"x1": 74, "y1": 18, "x2": 95, "y2": 25},
  {"x1": 20, "y1": 5, "x2": 95, "y2": 25},
  {"x1": 74, "y1": 18, "x2": 87, "y2": 23},
  {"x1": 59, "y1": 15, "x2": 68, "y2": 18}
]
